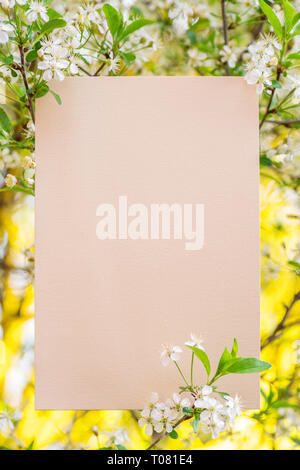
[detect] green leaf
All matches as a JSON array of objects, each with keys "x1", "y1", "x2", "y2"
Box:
[
  {"x1": 40, "y1": 19, "x2": 67, "y2": 36},
  {"x1": 26, "y1": 49, "x2": 38, "y2": 62},
  {"x1": 103, "y1": 4, "x2": 121, "y2": 39},
  {"x1": 192, "y1": 415, "x2": 200, "y2": 433},
  {"x1": 271, "y1": 79, "x2": 282, "y2": 89},
  {"x1": 223, "y1": 358, "x2": 271, "y2": 374},
  {"x1": 216, "y1": 347, "x2": 232, "y2": 375},
  {"x1": 0, "y1": 108, "x2": 12, "y2": 133},
  {"x1": 187, "y1": 346, "x2": 210, "y2": 378},
  {"x1": 231, "y1": 338, "x2": 238, "y2": 358},
  {"x1": 121, "y1": 19, "x2": 154, "y2": 40},
  {"x1": 291, "y1": 12, "x2": 300, "y2": 29},
  {"x1": 168, "y1": 430, "x2": 178, "y2": 439},
  {"x1": 47, "y1": 8, "x2": 63, "y2": 20},
  {"x1": 35, "y1": 82, "x2": 49, "y2": 98},
  {"x1": 116, "y1": 444, "x2": 126, "y2": 450},
  {"x1": 1, "y1": 54, "x2": 13, "y2": 65},
  {"x1": 283, "y1": 1, "x2": 296, "y2": 33},
  {"x1": 259, "y1": 0, "x2": 283, "y2": 38},
  {"x1": 260, "y1": 155, "x2": 273, "y2": 167},
  {"x1": 182, "y1": 407, "x2": 194, "y2": 415},
  {"x1": 291, "y1": 437, "x2": 300, "y2": 446},
  {"x1": 49, "y1": 89, "x2": 62, "y2": 105},
  {"x1": 119, "y1": 51, "x2": 136, "y2": 65},
  {"x1": 271, "y1": 400, "x2": 300, "y2": 410},
  {"x1": 26, "y1": 440, "x2": 35, "y2": 450}
]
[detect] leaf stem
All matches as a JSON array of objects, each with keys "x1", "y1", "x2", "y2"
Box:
[{"x1": 174, "y1": 361, "x2": 190, "y2": 388}]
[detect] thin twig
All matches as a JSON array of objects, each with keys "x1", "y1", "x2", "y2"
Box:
[
  {"x1": 265, "y1": 119, "x2": 300, "y2": 127},
  {"x1": 78, "y1": 65, "x2": 92, "y2": 76},
  {"x1": 18, "y1": 45, "x2": 35, "y2": 124},
  {"x1": 221, "y1": 0, "x2": 230, "y2": 76},
  {"x1": 94, "y1": 62, "x2": 106, "y2": 76},
  {"x1": 262, "y1": 291, "x2": 300, "y2": 349},
  {"x1": 146, "y1": 415, "x2": 191, "y2": 451}
]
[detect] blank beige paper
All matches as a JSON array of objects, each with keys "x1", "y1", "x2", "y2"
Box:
[{"x1": 35, "y1": 77, "x2": 260, "y2": 410}]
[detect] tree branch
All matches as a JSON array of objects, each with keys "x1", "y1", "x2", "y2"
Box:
[
  {"x1": 221, "y1": 0, "x2": 230, "y2": 76},
  {"x1": 262, "y1": 291, "x2": 300, "y2": 349},
  {"x1": 265, "y1": 120, "x2": 300, "y2": 127},
  {"x1": 18, "y1": 45, "x2": 35, "y2": 124},
  {"x1": 146, "y1": 415, "x2": 191, "y2": 451}
]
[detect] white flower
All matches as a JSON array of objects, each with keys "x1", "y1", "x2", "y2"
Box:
[
  {"x1": 0, "y1": 410, "x2": 17, "y2": 432},
  {"x1": 38, "y1": 45, "x2": 69, "y2": 81},
  {"x1": 220, "y1": 45, "x2": 237, "y2": 68},
  {"x1": 22, "y1": 155, "x2": 36, "y2": 169},
  {"x1": 27, "y1": 1, "x2": 49, "y2": 23},
  {"x1": 166, "y1": 393, "x2": 190, "y2": 413},
  {"x1": 104, "y1": 428, "x2": 129, "y2": 447},
  {"x1": 185, "y1": 333, "x2": 205, "y2": 351},
  {"x1": 160, "y1": 345, "x2": 182, "y2": 366},
  {"x1": 224, "y1": 394, "x2": 242, "y2": 425},
  {"x1": 194, "y1": 385, "x2": 213, "y2": 408},
  {"x1": 245, "y1": 68, "x2": 271, "y2": 95},
  {"x1": 25, "y1": 177, "x2": 34, "y2": 186},
  {"x1": 0, "y1": 0, "x2": 27, "y2": 7},
  {"x1": 0, "y1": 22, "x2": 14, "y2": 44},
  {"x1": 188, "y1": 49, "x2": 207, "y2": 66},
  {"x1": 152, "y1": 404, "x2": 175, "y2": 434},
  {"x1": 5, "y1": 174, "x2": 17, "y2": 188},
  {"x1": 108, "y1": 52, "x2": 120, "y2": 74}
]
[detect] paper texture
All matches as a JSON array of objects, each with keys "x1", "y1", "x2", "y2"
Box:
[{"x1": 35, "y1": 77, "x2": 260, "y2": 410}]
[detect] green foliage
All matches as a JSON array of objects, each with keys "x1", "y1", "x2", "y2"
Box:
[
  {"x1": 187, "y1": 346, "x2": 211, "y2": 378},
  {"x1": 0, "y1": 108, "x2": 12, "y2": 134},
  {"x1": 103, "y1": 4, "x2": 122, "y2": 39},
  {"x1": 259, "y1": 0, "x2": 283, "y2": 38}
]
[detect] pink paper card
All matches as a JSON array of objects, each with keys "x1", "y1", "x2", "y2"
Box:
[{"x1": 35, "y1": 77, "x2": 260, "y2": 410}]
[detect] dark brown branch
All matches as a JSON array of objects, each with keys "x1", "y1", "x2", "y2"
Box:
[
  {"x1": 18, "y1": 46, "x2": 35, "y2": 124},
  {"x1": 146, "y1": 415, "x2": 191, "y2": 451},
  {"x1": 78, "y1": 65, "x2": 92, "y2": 76},
  {"x1": 221, "y1": 0, "x2": 230, "y2": 76},
  {"x1": 262, "y1": 291, "x2": 300, "y2": 349},
  {"x1": 94, "y1": 62, "x2": 106, "y2": 76},
  {"x1": 260, "y1": 67, "x2": 283, "y2": 129},
  {"x1": 265, "y1": 120, "x2": 300, "y2": 127}
]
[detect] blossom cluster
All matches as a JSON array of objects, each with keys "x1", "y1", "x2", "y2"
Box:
[
  {"x1": 138, "y1": 387, "x2": 241, "y2": 440},
  {"x1": 245, "y1": 34, "x2": 282, "y2": 94}
]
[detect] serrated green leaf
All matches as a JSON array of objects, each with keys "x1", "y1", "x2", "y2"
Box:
[
  {"x1": 223, "y1": 358, "x2": 271, "y2": 374},
  {"x1": 0, "y1": 108, "x2": 12, "y2": 133},
  {"x1": 121, "y1": 19, "x2": 154, "y2": 40},
  {"x1": 103, "y1": 4, "x2": 121, "y2": 39},
  {"x1": 259, "y1": 0, "x2": 283, "y2": 38},
  {"x1": 187, "y1": 346, "x2": 210, "y2": 378},
  {"x1": 168, "y1": 430, "x2": 178, "y2": 439}
]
